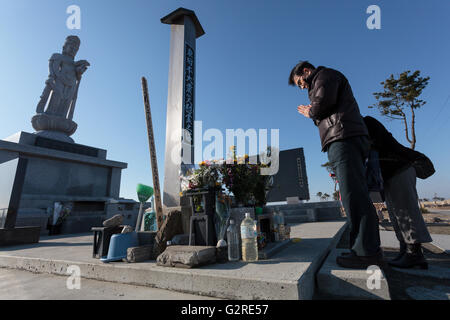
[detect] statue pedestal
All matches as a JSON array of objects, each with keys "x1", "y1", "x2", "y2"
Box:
[
  {"x1": 0, "y1": 132, "x2": 138, "y2": 237},
  {"x1": 31, "y1": 113, "x2": 78, "y2": 143}
]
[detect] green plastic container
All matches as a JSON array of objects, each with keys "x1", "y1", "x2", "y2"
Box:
[{"x1": 136, "y1": 184, "x2": 154, "y2": 203}]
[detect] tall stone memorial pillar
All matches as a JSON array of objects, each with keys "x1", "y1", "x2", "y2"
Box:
[{"x1": 161, "y1": 8, "x2": 205, "y2": 208}]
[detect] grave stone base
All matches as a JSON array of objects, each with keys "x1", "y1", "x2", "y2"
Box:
[{"x1": 0, "y1": 227, "x2": 41, "y2": 247}]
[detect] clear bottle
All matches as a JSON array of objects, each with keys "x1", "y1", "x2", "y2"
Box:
[
  {"x1": 273, "y1": 222, "x2": 280, "y2": 242},
  {"x1": 272, "y1": 210, "x2": 278, "y2": 242},
  {"x1": 273, "y1": 210, "x2": 280, "y2": 225},
  {"x1": 240, "y1": 213, "x2": 258, "y2": 262},
  {"x1": 278, "y1": 210, "x2": 285, "y2": 225},
  {"x1": 227, "y1": 219, "x2": 240, "y2": 261}
]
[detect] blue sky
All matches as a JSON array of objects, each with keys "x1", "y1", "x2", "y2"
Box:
[{"x1": 0, "y1": 0, "x2": 449, "y2": 201}]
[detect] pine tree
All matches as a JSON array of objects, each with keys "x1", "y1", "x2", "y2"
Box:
[{"x1": 370, "y1": 70, "x2": 429, "y2": 150}]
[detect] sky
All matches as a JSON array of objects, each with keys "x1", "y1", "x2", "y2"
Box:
[{"x1": 0, "y1": 0, "x2": 449, "y2": 202}]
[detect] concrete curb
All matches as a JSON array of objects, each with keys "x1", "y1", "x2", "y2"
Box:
[
  {"x1": 0, "y1": 222, "x2": 347, "y2": 300},
  {"x1": 0, "y1": 253, "x2": 300, "y2": 300}
]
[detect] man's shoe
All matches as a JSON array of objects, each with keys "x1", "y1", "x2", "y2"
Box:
[
  {"x1": 388, "y1": 244, "x2": 428, "y2": 269},
  {"x1": 340, "y1": 250, "x2": 353, "y2": 257},
  {"x1": 389, "y1": 241, "x2": 407, "y2": 263},
  {"x1": 336, "y1": 249, "x2": 384, "y2": 269}
]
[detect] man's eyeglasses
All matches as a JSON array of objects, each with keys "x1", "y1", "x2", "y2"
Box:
[{"x1": 297, "y1": 75, "x2": 307, "y2": 89}]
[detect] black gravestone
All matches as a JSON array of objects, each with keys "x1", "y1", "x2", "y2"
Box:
[{"x1": 266, "y1": 148, "x2": 310, "y2": 202}]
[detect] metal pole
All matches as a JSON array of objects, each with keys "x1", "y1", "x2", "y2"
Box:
[
  {"x1": 135, "y1": 202, "x2": 144, "y2": 232},
  {"x1": 141, "y1": 77, "x2": 164, "y2": 230}
]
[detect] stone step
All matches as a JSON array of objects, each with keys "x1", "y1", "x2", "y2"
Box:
[
  {"x1": 406, "y1": 286, "x2": 450, "y2": 300},
  {"x1": 281, "y1": 210, "x2": 308, "y2": 217},
  {"x1": 316, "y1": 223, "x2": 391, "y2": 300},
  {"x1": 276, "y1": 208, "x2": 309, "y2": 215},
  {"x1": 267, "y1": 207, "x2": 343, "y2": 223},
  {"x1": 285, "y1": 215, "x2": 310, "y2": 224},
  {"x1": 266, "y1": 201, "x2": 341, "y2": 211},
  {"x1": 265, "y1": 204, "x2": 303, "y2": 211},
  {"x1": 316, "y1": 248, "x2": 390, "y2": 300}
]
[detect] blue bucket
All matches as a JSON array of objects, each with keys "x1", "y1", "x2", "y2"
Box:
[{"x1": 100, "y1": 232, "x2": 139, "y2": 263}]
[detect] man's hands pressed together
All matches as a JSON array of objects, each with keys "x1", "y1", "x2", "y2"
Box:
[{"x1": 297, "y1": 104, "x2": 312, "y2": 118}]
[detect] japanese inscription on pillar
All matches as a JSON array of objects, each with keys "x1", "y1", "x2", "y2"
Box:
[
  {"x1": 183, "y1": 43, "x2": 195, "y2": 149},
  {"x1": 297, "y1": 158, "x2": 305, "y2": 188}
]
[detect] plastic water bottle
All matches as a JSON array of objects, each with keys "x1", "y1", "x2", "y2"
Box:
[
  {"x1": 278, "y1": 210, "x2": 285, "y2": 225},
  {"x1": 227, "y1": 219, "x2": 240, "y2": 261},
  {"x1": 273, "y1": 220, "x2": 280, "y2": 242},
  {"x1": 272, "y1": 210, "x2": 278, "y2": 225},
  {"x1": 240, "y1": 213, "x2": 258, "y2": 262}
]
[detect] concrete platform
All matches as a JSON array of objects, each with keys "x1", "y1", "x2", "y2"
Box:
[
  {"x1": 317, "y1": 228, "x2": 450, "y2": 300},
  {"x1": 0, "y1": 221, "x2": 346, "y2": 300},
  {"x1": 317, "y1": 248, "x2": 390, "y2": 300}
]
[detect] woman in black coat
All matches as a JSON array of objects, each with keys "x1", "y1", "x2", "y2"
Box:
[{"x1": 364, "y1": 116, "x2": 434, "y2": 269}]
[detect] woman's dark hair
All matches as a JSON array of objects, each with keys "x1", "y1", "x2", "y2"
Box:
[{"x1": 288, "y1": 61, "x2": 315, "y2": 86}]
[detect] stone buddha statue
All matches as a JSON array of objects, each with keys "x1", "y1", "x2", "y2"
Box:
[{"x1": 32, "y1": 35, "x2": 90, "y2": 143}]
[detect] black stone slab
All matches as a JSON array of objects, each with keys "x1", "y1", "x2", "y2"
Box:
[
  {"x1": 0, "y1": 227, "x2": 41, "y2": 247},
  {"x1": 267, "y1": 148, "x2": 310, "y2": 202}
]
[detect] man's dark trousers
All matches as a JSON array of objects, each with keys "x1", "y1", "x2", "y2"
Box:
[{"x1": 328, "y1": 135, "x2": 381, "y2": 256}]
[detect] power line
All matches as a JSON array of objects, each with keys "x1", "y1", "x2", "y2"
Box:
[
  {"x1": 425, "y1": 93, "x2": 450, "y2": 139},
  {"x1": 432, "y1": 94, "x2": 450, "y2": 122}
]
